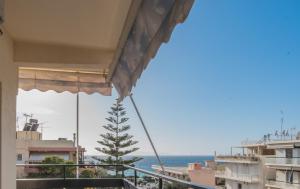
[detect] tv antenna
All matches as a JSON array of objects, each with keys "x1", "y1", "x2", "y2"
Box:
[
  {"x1": 280, "y1": 110, "x2": 284, "y2": 140},
  {"x1": 290, "y1": 127, "x2": 296, "y2": 140},
  {"x1": 39, "y1": 122, "x2": 50, "y2": 135}
]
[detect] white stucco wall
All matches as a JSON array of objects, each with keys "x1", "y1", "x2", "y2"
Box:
[{"x1": 0, "y1": 27, "x2": 18, "y2": 189}]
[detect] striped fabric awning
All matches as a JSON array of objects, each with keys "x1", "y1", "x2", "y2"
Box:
[
  {"x1": 5, "y1": 0, "x2": 194, "y2": 98},
  {"x1": 19, "y1": 68, "x2": 112, "y2": 95},
  {"x1": 111, "y1": 0, "x2": 194, "y2": 99}
]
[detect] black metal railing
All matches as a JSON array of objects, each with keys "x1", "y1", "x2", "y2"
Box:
[
  {"x1": 16, "y1": 164, "x2": 213, "y2": 189},
  {"x1": 123, "y1": 165, "x2": 214, "y2": 189}
]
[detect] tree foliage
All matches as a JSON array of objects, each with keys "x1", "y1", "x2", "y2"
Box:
[
  {"x1": 80, "y1": 169, "x2": 95, "y2": 178},
  {"x1": 28, "y1": 156, "x2": 75, "y2": 178},
  {"x1": 94, "y1": 101, "x2": 142, "y2": 168},
  {"x1": 79, "y1": 168, "x2": 109, "y2": 178}
]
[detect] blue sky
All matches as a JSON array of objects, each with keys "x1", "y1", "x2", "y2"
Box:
[{"x1": 17, "y1": 0, "x2": 300, "y2": 155}]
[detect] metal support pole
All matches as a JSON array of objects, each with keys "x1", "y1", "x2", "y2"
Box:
[
  {"x1": 76, "y1": 93, "x2": 79, "y2": 178},
  {"x1": 115, "y1": 165, "x2": 118, "y2": 177},
  {"x1": 122, "y1": 167, "x2": 125, "y2": 178},
  {"x1": 129, "y1": 94, "x2": 165, "y2": 174},
  {"x1": 134, "y1": 169, "x2": 137, "y2": 186},
  {"x1": 63, "y1": 165, "x2": 66, "y2": 180},
  {"x1": 159, "y1": 178, "x2": 163, "y2": 189}
]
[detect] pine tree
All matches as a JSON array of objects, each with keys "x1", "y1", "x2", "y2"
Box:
[{"x1": 95, "y1": 101, "x2": 142, "y2": 172}]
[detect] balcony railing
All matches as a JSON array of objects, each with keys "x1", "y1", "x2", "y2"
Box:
[
  {"x1": 265, "y1": 157, "x2": 300, "y2": 167},
  {"x1": 16, "y1": 164, "x2": 214, "y2": 189},
  {"x1": 215, "y1": 155, "x2": 259, "y2": 163},
  {"x1": 215, "y1": 170, "x2": 259, "y2": 183},
  {"x1": 266, "y1": 180, "x2": 300, "y2": 189}
]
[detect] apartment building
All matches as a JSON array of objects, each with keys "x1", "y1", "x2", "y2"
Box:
[
  {"x1": 215, "y1": 143, "x2": 271, "y2": 189},
  {"x1": 16, "y1": 130, "x2": 85, "y2": 178},
  {"x1": 265, "y1": 140, "x2": 300, "y2": 189},
  {"x1": 215, "y1": 133, "x2": 300, "y2": 189}
]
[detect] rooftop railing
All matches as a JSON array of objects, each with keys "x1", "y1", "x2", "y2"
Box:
[{"x1": 16, "y1": 164, "x2": 214, "y2": 189}]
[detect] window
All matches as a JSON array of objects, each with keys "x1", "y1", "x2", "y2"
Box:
[
  {"x1": 17, "y1": 154, "x2": 22, "y2": 161},
  {"x1": 286, "y1": 149, "x2": 293, "y2": 158},
  {"x1": 238, "y1": 183, "x2": 242, "y2": 189}
]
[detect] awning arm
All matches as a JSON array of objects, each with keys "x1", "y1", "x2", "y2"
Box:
[{"x1": 129, "y1": 94, "x2": 165, "y2": 174}]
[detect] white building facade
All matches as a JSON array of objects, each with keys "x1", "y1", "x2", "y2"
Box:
[
  {"x1": 216, "y1": 150, "x2": 267, "y2": 189},
  {"x1": 265, "y1": 140, "x2": 300, "y2": 189},
  {"x1": 216, "y1": 138, "x2": 300, "y2": 189}
]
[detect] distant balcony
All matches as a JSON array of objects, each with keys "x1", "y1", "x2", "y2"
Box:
[
  {"x1": 215, "y1": 170, "x2": 259, "y2": 183},
  {"x1": 265, "y1": 157, "x2": 300, "y2": 168},
  {"x1": 16, "y1": 164, "x2": 213, "y2": 189},
  {"x1": 266, "y1": 180, "x2": 300, "y2": 189},
  {"x1": 215, "y1": 186, "x2": 226, "y2": 189},
  {"x1": 215, "y1": 155, "x2": 259, "y2": 164}
]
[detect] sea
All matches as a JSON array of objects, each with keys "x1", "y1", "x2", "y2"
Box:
[{"x1": 85, "y1": 155, "x2": 214, "y2": 171}]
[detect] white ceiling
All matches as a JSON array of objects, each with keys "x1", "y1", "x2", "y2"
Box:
[{"x1": 4, "y1": 0, "x2": 132, "y2": 49}]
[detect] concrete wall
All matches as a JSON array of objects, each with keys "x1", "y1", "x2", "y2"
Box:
[
  {"x1": 189, "y1": 169, "x2": 215, "y2": 187},
  {"x1": 16, "y1": 131, "x2": 41, "y2": 140},
  {"x1": 0, "y1": 27, "x2": 18, "y2": 189}
]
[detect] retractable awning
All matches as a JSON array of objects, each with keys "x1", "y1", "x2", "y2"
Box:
[
  {"x1": 111, "y1": 0, "x2": 194, "y2": 98},
  {"x1": 19, "y1": 68, "x2": 111, "y2": 95},
  {"x1": 2, "y1": 0, "x2": 194, "y2": 98}
]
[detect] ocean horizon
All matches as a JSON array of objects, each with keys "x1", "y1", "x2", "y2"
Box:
[{"x1": 85, "y1": 155, "x2": 214, "y2": 171}]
